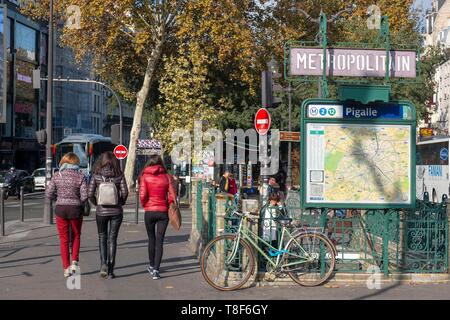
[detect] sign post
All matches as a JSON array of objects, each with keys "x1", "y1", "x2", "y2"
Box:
[{"x1": 255, "y1": 108, "x2": 271, "y2": 203}]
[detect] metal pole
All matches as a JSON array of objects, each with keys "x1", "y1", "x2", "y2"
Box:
[
  {"x1": 135, "y1": 179, "x2": 139, "y2": 224},
  {"x1": 0, "y1": 188, "x2": 4, "y2": 236},
  {"x1": 20, "y1": 186, "x2": 24, "y2": 222},
  {"x1": 286, "y1": 82, "x2": 292, "y2": 189},
  {"x1": 118, "y1": 96, "x2": 124, "y2": 170},
  {"x1": 43, "y1": 0, "x2": 53, "y2": 225}
]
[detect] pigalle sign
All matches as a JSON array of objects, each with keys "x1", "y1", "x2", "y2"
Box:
[{"x1": 289, "y1": 48, "x2": 416, "y2": 78}]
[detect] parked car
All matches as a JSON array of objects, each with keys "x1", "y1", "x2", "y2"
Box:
[
  {"x1": 0, "y1": 170, "x2": 35, "y2": 200},
  {"x1": 32, "y1": 168, "x2": 61, "y2": 190},
  {"x1": 32, "y1": 168, "x2": 46, "y2": 190}
]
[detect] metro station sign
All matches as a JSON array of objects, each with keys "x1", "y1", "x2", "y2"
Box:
[{"x1": 289, "y1": 48, "x2": 416, "y2": 78}]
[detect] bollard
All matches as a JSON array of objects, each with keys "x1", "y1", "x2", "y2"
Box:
[
  {"x1": 135, "y1": 179, "x2": 139, "y2": 224},
  {"x1": 20, "y1": 186, "x2": 24, "y2": 222},
  {"x1": 0, "y1": 188, "x2": 4, "y2": 236},
  {"x1": 49, "y1": 200, "x2": 54, "y2": 225}
]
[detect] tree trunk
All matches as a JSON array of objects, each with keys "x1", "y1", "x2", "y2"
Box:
[{"x1": 124, "y1": 37, "x2": 164, "y2": 191}]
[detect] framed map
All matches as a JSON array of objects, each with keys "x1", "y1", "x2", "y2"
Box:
[{"x1": 305, "y1": 123, "x2": 411, "y2": 206}]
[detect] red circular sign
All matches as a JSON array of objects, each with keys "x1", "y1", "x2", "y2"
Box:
[
  {"x1": 114, "y1": 145, "x2": 128, "y2": 160},
  {"x1": 255, "y1": 108, "x2": 271, "y2": 135}
]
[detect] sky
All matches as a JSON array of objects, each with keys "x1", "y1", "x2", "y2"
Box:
[{"x1": 414, "y1": 0, "x2": 432, "y2": 11}]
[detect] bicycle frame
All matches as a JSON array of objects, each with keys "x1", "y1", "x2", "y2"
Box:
[{"x1": 226, "y1": 216, "x2": 314, "y2": 271}]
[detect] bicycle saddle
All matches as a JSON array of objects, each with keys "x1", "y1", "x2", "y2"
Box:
[{"x1": 274, "y1": 217, "x2": 292, "y2": 226}]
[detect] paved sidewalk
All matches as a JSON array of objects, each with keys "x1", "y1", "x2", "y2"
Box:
[{"x1": 1, "y1": 209, "x2": 450, "y2": 300}]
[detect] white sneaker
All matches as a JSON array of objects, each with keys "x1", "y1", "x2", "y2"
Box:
[
  {"x1": 152, "y1": 270, "x2": 161, "y2": 280},
  {"x1": 64, "y1": 268, "x2": 71, "y2": 278},
  {"x1": 71, "y1": 261, "x2": 79, "y2": 274},
  {"x1": 147, "y1": 266, "x2": 154, "y2": 275}
]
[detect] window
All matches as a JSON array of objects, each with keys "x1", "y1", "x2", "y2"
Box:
[
  {"x1": 15, "y1": 23, "x2": 36, "y2": 62},
  {"x1": 417, "y1": 141, "x2": 449, "y2": 165}
]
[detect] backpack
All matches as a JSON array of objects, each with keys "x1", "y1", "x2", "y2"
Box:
[{"x1": 97, "y1": 176, "x2": 119, "y2": 206}]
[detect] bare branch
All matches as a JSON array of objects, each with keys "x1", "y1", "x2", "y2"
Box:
[
  {"x1": 137, "y1": 11, "x2": 156, "y2": 33},
  {"x1": 296, "y1": 7, "x2": 320, "y2": 23},
  {"x1": 329, "y1": 4, "x2": 357, "y2": 23},
  {"x1": 120, "y1": 28, "x2": 136, "y2": 39}
]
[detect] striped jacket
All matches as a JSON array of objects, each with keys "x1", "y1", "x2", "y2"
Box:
[{"x1": 45, "y1": 169, "x2": 88, "y2": 206}]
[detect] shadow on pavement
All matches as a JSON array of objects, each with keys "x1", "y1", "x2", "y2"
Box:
[
  {"x1": 0, "y1": 258, "x2": 53, "y2": 269},
  {"x1": 353, "y1": 282, "x2": 402, "y2": 300}
]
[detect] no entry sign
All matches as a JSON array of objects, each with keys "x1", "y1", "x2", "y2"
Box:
[
  {"x1": 255, "y1": 108, "x2": 271, "y2": 135},
  {"x1": 114, "y1": 145, "x2": 128, "y2": 160}
]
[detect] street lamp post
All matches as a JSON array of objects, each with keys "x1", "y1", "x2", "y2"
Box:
[
  {"x1": 40, "y1": 77, "x2": 124, "y2": 168},
  {"x1": 43, "y1": 0, "x2": 53, "y2": 225}
]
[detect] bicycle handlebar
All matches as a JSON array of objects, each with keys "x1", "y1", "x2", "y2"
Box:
[{"x1": 232, "y1": 210, "x2": 258, "y2": 222}]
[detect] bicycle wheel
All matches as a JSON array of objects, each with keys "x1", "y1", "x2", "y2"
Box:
[
  {"x1": 284, "y1": 232, "x2": 336, "y2": 287},
  {"x1": 201, "y1": 234, "x2": 255, "y2": 291}
]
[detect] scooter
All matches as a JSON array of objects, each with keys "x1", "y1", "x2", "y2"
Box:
[{"x1": 2, "y1": 175, "x2": 21, "y2": 200}]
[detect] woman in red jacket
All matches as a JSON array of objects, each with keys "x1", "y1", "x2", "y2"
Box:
[{"x1": 139, "y1": 155, "x2": 176, "y2": 280}]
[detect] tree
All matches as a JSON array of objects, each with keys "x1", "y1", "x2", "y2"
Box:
[
  {"x1": 24, "y1": 0, "x2": 186, "y2": 189},
  {"x1": 154, "y1": 0, "x2": 270, "y2": 149}
]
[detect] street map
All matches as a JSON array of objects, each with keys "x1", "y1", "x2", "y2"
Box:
[{"x1": 306, "y1": 123, "x2": 411, "y2": 205}]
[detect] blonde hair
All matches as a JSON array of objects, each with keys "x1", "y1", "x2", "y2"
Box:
[{"x1": 59, "y1": 152, "x2": 80, "y2": 167}]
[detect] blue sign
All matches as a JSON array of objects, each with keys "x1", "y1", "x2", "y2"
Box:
[
  {"x1": 440, "y1": 148, "x2": 448, "y2": 161},
  {"x1": 319, "y1": 108, "x2": 327, "y2": 116},
  {"x1": 429, "y1": 165, "x2": 443, "y2": 177},
  {"x1": 343, "y1": 104, "x2": 404, "y2": 120}
]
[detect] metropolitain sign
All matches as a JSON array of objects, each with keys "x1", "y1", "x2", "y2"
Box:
[{"x1": 289, "y1": 48, "x2": 416, "y2": 78}]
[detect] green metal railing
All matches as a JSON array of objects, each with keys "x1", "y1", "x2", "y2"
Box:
[
  {"x1": 221, "y1": 191, "x2": 448, "y2": 275},
  {"x1": 207, "y1": 186, "x2": 217, "y2": 242},
  {"x1": 196, "y1": 182, "x2": 203, "y2": 233}
]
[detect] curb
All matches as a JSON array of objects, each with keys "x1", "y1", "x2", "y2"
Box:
[{"x1": 255, "y1": 272, "x2": 450, "y2": 286}]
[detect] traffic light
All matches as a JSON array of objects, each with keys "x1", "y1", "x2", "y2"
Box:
[
  {"x1": 111, "y1": 124, "x2": 120, "y2": 145},
  {"x1": 35, "y1": 129, "x2": 46, "y2": 145},
  {"x1": 261, "y1": 71, "x2": 273, "y2": 108},
  {"x1": 261, "y1": 70, "x2": 282, "y2": 108}
]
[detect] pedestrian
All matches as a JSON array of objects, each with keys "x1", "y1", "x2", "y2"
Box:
[
  {"x1": 261, "y1": 192, "x2": 288, "y2": 248},
  {"x1": 88, "y1": 151, "x2": 128, "y2": 279},
  {"x1": 171, "y1": 173, "x2": 181, "y2": 202},
  {"x1": 139, "y1": 155, "x2": 177, "y2": 280},
  {"x1": 45, "y1": 152, "x2": 87, "y2": 278},
  {"x1": 218, "y1": 170, "x2": 231, "y2": 193},
  {"x1": 228, "y1": 173, "x2": 239, "y2": 205}
]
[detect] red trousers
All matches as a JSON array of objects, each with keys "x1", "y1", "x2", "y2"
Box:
[{"x1": 56, "y1": 216, "x2": 83, "y2": 269}]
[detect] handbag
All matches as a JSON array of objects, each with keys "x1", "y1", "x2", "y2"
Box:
[
  {"x1": 83, "y1": 200, "x2": 91, "y2": 217},
  {"x1": 166, "y1": 174, "x2": 182, "y2": 230}
]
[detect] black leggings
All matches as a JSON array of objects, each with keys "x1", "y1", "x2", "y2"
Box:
[
  {"x1": 144, "y1": 211, "x2": 169, "y2": 271},
  {"x1": 96, "y1": 214, "x2": 123, "y2": 270}
]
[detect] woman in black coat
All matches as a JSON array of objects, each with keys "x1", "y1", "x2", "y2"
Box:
[{"x1": 88, "y1": 151, "x2": 128, "y2": 279}]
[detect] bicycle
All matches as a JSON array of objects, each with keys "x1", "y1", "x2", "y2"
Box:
[{"x1": 200, "y1": 210, "x2": 337, "y2": 291}]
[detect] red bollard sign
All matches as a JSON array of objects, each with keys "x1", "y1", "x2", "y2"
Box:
[
  {"x1": 255, "y1": 108, "x2": 271, "y2": 135},
  {"x1": 114, "y1": 145, "x2": 128, "y2": 160}
]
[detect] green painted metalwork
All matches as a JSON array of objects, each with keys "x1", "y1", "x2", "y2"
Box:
[
  {"x1": 399, "y1": 193, "x2": 448, "y2": 273},
  {"x1": 196, "y1": 181, "x2": 203, "y2": 232},
  {"x1": 338, "y1": 84, "x2": 391, "y2": 104},
  {"x1": 319, "y1": 12, "x2": 329, "y2": 98},
  {"x1": 219, "y1": 193, "x2": 448, "y2": 275},
  {"x1": 207, "y1": 186, "x2": 216, "y2": 242},
  {"x1": 283, "y1": 15, "x2": 421, "y2": 86}
]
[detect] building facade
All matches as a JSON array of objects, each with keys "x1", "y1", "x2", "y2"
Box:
[
  {"x1": 0, "y1": 0, "x2": 135, "y2": 174},
  {"x1": 0, "y1": 1, "x2": 47, "y2": 173},
  {"x1": 421, "y1": 0, "x2": 450, "y2": 136}
]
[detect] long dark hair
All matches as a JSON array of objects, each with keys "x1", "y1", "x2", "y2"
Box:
[
  {"x1": 139, "y1": 154, "x2": 165, "y2": 178},
  {"x1": 93, "y1": 151, "x2": 122, "y2": 176}
]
